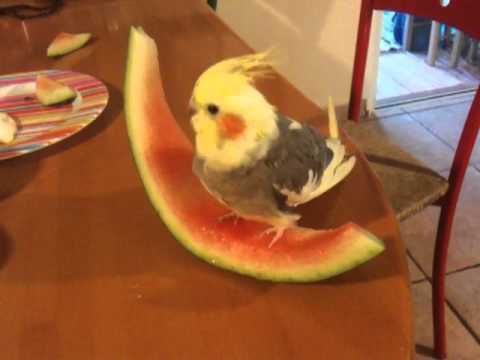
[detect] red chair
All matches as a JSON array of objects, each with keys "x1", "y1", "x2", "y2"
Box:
[{"x1": 349, "y1": 1, "x2": 480, "y2": 358}]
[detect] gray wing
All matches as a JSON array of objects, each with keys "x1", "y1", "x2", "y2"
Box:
[
  {"x1": 264, "y1": 114, "x2": 333, "y2": 206},
  {"x1": 193, "y1": 154, "x2": 293, "y2": 218}
]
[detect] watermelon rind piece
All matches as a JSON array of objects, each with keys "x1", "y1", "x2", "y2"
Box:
[
  {"x1": 36, "y1": 75, "x2": 77, "y2": 106},
  {"x1": 124, "y1": 26, "x2": 385, "y2": 282},
  {"x1": 47, "y1": 32, "x2": 92, "y2": 57}
]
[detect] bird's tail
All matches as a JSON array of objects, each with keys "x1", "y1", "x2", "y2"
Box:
[
  {"x1": 303, "y1": 96, "x2": 355, "y2": 198},
  {"x1": 328, "y1": 96, "x2": 339, "y2": 140}
]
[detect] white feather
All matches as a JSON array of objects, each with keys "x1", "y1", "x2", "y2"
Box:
[
  {"x1": 274, "y1": 139, "x2": 356, "y2": 206},
  {"x1": 328, "y1": 96, "x2": 339, "y2": 139},
  {"x1": 274, "y1": 169, "x2": 319, "y2": 207},
  {"x1": 288, "y1": 121, "x2": 302, "y2": 130},
  {"x1": 303, "y1": 139, "x2": 355, "y2": 201}
]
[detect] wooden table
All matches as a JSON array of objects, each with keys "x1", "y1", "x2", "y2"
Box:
[{"x1": 0, "y1": 1, "x2": 413, "y2": 359}]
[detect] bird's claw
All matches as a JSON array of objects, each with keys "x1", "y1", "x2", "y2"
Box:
[
  {"x1": 217, "y1": 212, "x2": 240, "y2": 225},
  {"x1": 258, "y1": 226, "x2": 287, "y2": 248}
]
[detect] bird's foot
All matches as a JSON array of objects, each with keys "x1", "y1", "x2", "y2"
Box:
[
  {"x1": 217, "y1": 212, "x2": 240, "y2": 225},
  {"x1": 258, "y1": 226, "x2": 288, "y2": 248}
]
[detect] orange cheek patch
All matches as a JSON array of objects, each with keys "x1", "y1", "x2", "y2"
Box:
[{"x1": 218, "y1": 114, "x2": 246, "y2": 140}]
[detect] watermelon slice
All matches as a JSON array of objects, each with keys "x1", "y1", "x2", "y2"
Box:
[
  {"x1": 47, "y1": 32, "x2": 92, "y2": 57},
  {"x1": 36, "y1": 75, "x2": 76, "y2": 106},
  {"x1": 124, "y1": 27, "x2": 385, "y2": 282}
]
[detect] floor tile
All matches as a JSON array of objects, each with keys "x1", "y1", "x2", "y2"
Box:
[
  {"x1": 446, "y1": 267, "x2": 480, "y2": 339},
  {"x1": 407, "y1": 255, "x2": 425, "y2": 282},
  {"x1": 448, "y1": 101, "x2": 471, "y2": 119},
  {"x1": 377, "y1": 48, "x2": 478, "y2": 103},
  {"x1": 377, "y1": 114, "x2": 454, "y2": 172},
  {"x1": 412, "y1": 282, "x2": 480, "y2": 360},
  {"x1": 376, "y1": 68, "x2": 410, "y2": 101},
  {"x1": 409, "y1": 101, "x2": 480, "y2": 166},
  {"x1": 379, "y1": 53, "x2": 462, "y2": 95},
  {"x1": 401, "y1": 167, "x2": 480, "y2": 276}
]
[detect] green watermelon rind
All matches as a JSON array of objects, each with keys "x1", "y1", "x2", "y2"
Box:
[
  {"x1": 124, "y1": 27, "x2": 385, "y2": 282},
  {"x1": 47, "y1": 33, "x2": 92, "y2": 57}
]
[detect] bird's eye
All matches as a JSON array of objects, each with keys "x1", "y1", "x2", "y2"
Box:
[{"x1": 207, "y1": 104, "x2": 219, "y2": 116}]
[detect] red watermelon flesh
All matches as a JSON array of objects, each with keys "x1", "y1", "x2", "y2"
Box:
[
  {"x1": 47, "y1": 32, "x2": 92, "y2": 57},
  {"x1": 124, "y1": 27, "x2": 385, "y2": 282}
]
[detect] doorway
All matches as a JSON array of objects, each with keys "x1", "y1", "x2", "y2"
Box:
[{"x1": 376, "y1": 11, "x2": 480, "y2": 109}]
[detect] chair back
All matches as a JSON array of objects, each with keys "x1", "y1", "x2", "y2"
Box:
[
  {"x1": 349, "y1": 3, "x2": 480, "y2": 358},
  {"x1": 373, "y1": 0, "x2": 480, "y2": 39}
]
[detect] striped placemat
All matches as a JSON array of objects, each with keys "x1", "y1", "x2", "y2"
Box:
[{"x1": 0, "y1": 69, "x2": 109, "y2": 160}]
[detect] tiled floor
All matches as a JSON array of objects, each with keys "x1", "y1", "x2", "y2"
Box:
[
  {"x1": 375, "y1": 95, "x2": 480, "y2": 359},
  {"x1": 377, "y1": 51, "x2": 480, "y2": 103},
  {"x1": 377, "y1": 52, "x2": 465, "y2": 101}
]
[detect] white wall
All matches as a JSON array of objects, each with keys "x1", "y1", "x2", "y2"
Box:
[{"x1": 217, "y1": 0, "x2": 381, "y2": 113}]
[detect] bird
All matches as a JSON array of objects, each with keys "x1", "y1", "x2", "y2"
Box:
[{"x1": 190, "y1": 51, "x2": 356, "y2": 247}]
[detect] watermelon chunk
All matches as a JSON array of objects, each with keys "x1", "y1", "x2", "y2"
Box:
[
  {"x1": 124, "y1": 27, "x2": 385, "y2": 282},
  {"x1": 36, "y1": 75, "x2": 76, "y2": 106},
  {"x1": 47, "y1": 32, "x2": 92, "y2": 57}
]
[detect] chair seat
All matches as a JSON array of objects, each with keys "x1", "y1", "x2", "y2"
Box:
[{"x1": 343, "y1": 119, "x2": 449, "y2": 221}]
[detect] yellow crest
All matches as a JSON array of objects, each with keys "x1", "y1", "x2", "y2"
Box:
[
  {"x1": 193, "y1": 50, "x2": 276, "y2": 106},
  {"x1": 218, "y1": 50, "x2": 276, "y2": 82}
]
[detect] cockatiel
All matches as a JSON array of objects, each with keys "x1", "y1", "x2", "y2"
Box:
[{"x1": 190, "y1": 52, "x2": 356, "y2": 246}]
